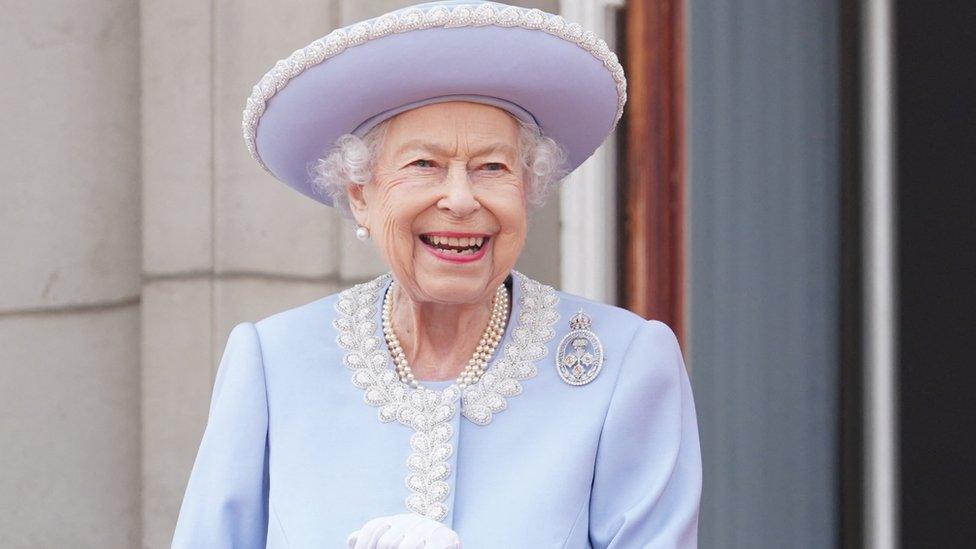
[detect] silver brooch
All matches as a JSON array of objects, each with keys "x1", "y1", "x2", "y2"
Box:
[{"x1": 555, "y1": 309, "x2": 604, "y2": 385}]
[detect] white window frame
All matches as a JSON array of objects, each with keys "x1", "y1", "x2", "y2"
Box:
[{"x1": 558, "y1": 0, "x2": 625, "y2": 304}]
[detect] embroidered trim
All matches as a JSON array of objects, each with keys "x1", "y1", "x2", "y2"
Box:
[
  {"x1": 242, "y1": 3, "x2": 626, "y2": 171},
  {"x1": 461, "y1": 272, "x2": 559, "y2": 424},
  {"x1": 332, "y1": 270, "x2": 559, "y2": 521}
]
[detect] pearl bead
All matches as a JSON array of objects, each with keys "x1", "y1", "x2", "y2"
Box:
[{"x1": 381, "y1": 280, "x2": 508, "y2": 389}]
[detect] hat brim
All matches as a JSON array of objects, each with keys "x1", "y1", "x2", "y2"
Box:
[{"x1": 244, "y1": 4, "x2": 626, "y2": 206}]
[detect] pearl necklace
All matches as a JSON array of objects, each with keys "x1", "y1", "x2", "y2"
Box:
[{"x1": 381, "y1": 281, "x2": 509, "y2": 390}]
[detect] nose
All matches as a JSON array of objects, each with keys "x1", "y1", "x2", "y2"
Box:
[{"x1": 437, "y1": 164, "x2": 480, "y2": 217}]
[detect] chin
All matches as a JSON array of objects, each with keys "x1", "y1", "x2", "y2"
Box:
[{"x1": 415, "y1": 271, "x2": 498, "y2": 304}]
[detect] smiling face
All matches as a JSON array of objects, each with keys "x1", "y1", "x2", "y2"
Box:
[{"x1": 346, "y1": 101, "x2": 527, "y2": 306}]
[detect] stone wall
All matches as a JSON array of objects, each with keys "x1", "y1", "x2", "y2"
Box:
[{"x1": 0, "y1": 1, "x2": 142, "y2": 546}]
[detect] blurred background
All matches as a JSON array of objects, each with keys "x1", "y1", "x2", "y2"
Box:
[{"x1": 1, "y1": 0, "x2": 972, "y2": 547}]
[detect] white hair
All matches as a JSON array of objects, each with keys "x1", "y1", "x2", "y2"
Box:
[{"x1": 312, "y1": 115, "x2": 568, "y2": 218}]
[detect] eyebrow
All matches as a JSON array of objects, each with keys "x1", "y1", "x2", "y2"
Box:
[{"x1": 394, "y1": 139, "x2": 517, "y2": 159}]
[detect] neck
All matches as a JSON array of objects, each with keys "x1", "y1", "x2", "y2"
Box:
[{"x1": 391, "y1": 279, "x2": 507, "y2": 381}]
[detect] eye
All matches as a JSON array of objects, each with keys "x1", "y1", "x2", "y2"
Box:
[
  {"x1": 481, "y1": 162, "x2": 508, "y2": 172},
  {"x1": 409, "y1": 159, "x2": 437, "y2": 168}
]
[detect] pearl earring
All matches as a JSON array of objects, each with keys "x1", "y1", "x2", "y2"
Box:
[{"x1": 355, "y1": 225, "x2": 370, "y2": 241}]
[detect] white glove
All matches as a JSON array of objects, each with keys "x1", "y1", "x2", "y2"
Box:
[{"x1": 347, "y1": 512, "x2": 461, "y2": 549}]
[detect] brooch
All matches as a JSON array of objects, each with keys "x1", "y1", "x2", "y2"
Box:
[{"x1": 555, "y1": 309, "x2": 604, "y2": 385}]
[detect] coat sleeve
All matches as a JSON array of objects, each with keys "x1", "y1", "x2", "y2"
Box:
[
  {"x1": 588, "y1": 320, "x2": 702, "y2": 549},
  {"x1": 172, "y1": 322, "x2": 270, "y2": 548}
]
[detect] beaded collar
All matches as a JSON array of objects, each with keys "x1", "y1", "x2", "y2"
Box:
[
  {"x1": 332, "y1": 269, "x2": 560, "y2": 520},
  {"x1": 333, "y1": 269, "x2": 560, "y2": 426}
]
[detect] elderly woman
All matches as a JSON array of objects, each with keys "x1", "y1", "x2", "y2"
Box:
[{"x1": 173, "y1": 2, "x2": 701, "y2": 548}]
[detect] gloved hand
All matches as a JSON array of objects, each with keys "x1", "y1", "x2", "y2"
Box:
[{"x1": 347, "y1": 513, "x2": 461, "y2": 549}]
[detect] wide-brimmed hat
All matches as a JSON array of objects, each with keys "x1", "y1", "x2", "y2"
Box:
[{"x1": 242, "y1": 0, "x2": 626, "y2": 206}]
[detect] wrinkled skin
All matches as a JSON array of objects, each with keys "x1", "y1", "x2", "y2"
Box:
[{"x1": 347, "y1": 101, "x2": 526, "y2": 382}]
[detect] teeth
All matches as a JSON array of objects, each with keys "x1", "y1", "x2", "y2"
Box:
[{"x1": 422, "y1": 234, "x2": 487, "y2": 250}]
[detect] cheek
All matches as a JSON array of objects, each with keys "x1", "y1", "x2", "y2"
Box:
[
  {"x1": 484, "y1": 187, "x2": 528, "y2": 253},
  {"x1": 498, "y1": 202, "x2": 527, "y2": 235},
  {"x1": 368, "y1": 181, "x2": 433, "y2": 257},
  {"x1": 492, "y1": 181, "x2": 528, "y2": 228}
]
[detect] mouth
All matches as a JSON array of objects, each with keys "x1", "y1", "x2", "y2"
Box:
[{"x1": 419, "y1": 232, "x2": 491, "y2": 263}]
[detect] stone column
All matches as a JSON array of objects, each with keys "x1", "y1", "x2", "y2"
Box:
[
  {"x1": 139, "y1": 1, "x2": 215, "y2": 546},
  {"x1": 140, "y1": 1, "x2": 343, "y2": 547},
  {"x1": 211, "y1": 0, "x2": 344, "y2": 342},
  {"x1": 0, "y1": 1, "x2": 141, "y2": 547}
]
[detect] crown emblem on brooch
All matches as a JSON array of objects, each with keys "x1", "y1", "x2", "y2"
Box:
[{"x1": 569, "y1": 309, "x2": 593, "y2": 330}]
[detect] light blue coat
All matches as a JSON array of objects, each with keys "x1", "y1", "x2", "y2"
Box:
[{"x1": 172, "y1": 271, "x2": 701, "y2": 548}]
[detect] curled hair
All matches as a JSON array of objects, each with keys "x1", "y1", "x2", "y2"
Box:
[
  {"x1": 516, "y1": 119, "x2": 569, "y2": 209},
  {"x1": 312, "y1": 114, "x2": 568, "y2": 218},
  {"x1": 311, "y1": 122, "x2": 390, "y2": 217}
]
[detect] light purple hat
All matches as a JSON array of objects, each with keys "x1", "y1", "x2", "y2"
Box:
[{"x1": 241, "y1": 0, "x2": 626, "y2": 206}]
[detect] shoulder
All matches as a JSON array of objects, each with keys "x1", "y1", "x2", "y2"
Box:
[
  {"x1": 537, "y1": 279, "x2": 682, "y2": 392},
  {"x1": 250, "y1": 273, "x2": 390, "y2": 342},
  {"x1": 251, "y1": 290, "x2": 342, "y2": 344},
  {"x1": 547, "y1": 283, "x2": 678, "y2": 354},
  {"x1": 232, "y1": 275, "x2": 394, "y2": 377},
  {"x1": 225, "y1": 286, "x2": 354, "y2": 388},
  {"x1": 552, "y1": 287, "x2": 644, "y2": 329}
]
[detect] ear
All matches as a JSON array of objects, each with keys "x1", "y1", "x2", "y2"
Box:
[{"x1": 345, "y1": 183, "x2": 369, "y2": 226}]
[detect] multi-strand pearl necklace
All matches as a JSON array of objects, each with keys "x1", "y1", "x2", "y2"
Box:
[{"x1": 381, "y1": 281, "x2": 509, "y2": 390}]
